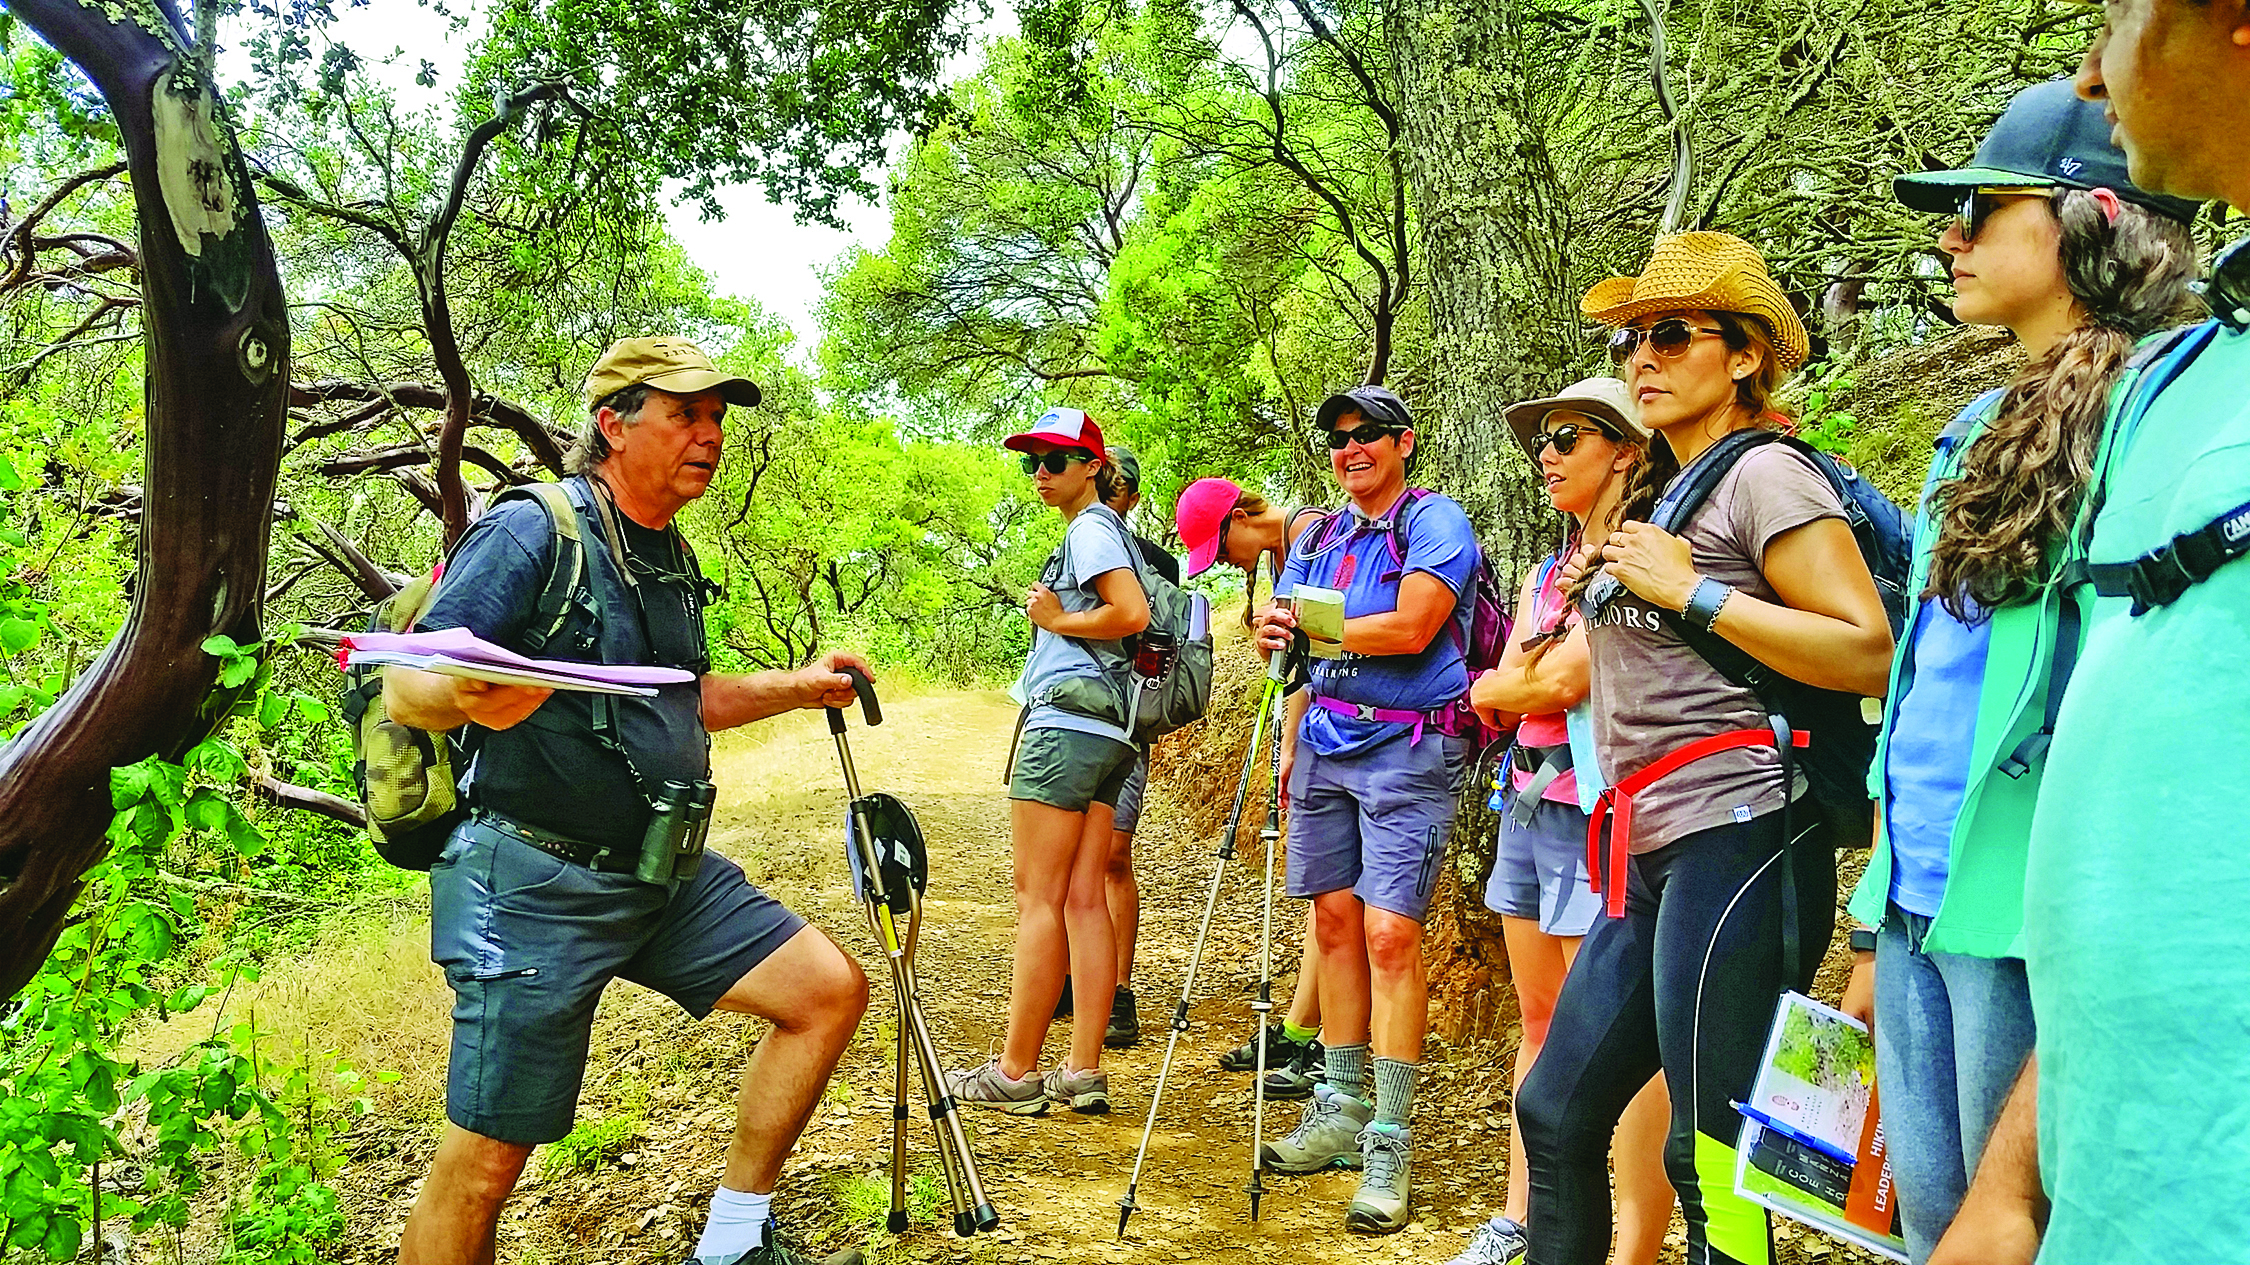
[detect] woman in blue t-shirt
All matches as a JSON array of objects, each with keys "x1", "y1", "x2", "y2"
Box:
[
  {"x1": 1848, "y1": 83, "x2": 2197, "y2": 1262},
  {"x1": 946, "y1": 407, "x2": 1149, "y2": 1117}
]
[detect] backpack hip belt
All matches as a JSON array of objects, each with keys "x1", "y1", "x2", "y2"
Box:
[
  {"x1": 1308, "y1": 691, "x2": 1475, "y2": 746},
  {"x1": 1506, "y1": 740, "x2": 1575, "y2": 826},
  {"x1": 1585, "y1": 722, "x2": 1809, "y2": 919}
]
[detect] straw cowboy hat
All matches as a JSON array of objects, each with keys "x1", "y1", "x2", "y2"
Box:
[{"x1": 1581, "y1": 232, "x2": 1811, "y2": 372}]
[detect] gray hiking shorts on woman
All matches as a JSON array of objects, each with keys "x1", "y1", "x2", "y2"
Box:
[
  {"x1": 1009, "y1": 725, "x2": 1138, "y2": 813},
  {"x1": 1484, "y1": 788, "x2": 1602, "y2": 937},
  {"x1": 1285, "y1": 733, "x2": 1469, "y2": 921}
]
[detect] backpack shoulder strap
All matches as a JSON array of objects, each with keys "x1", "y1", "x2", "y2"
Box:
[
  {"x1": 495, "y1": 480, "x2": 591, "y2": 657},
  {"x1": 1387, "y1": 488, "x2": 1434, "y2": 564},
  {"x1": 1650, "y1": 428, "x2": 1777, "y2": 534}
]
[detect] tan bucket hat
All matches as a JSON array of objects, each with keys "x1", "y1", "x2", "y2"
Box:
[
  {"x1": 583, "y1": 337, "x2": 762, "y2": 409},
  {"x1": 1502, "y1": 377, "x2": 1649, "y2": 462},
  {"x1": 1581, "y1": 232, "x2": 1810, "y2": 371}
]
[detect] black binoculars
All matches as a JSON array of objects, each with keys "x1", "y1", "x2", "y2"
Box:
[{"x1": 636, "y1": 778, "x2": 717, "y2": 885}]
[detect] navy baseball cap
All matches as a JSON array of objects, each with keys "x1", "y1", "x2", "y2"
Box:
[
  {"x1": 1893, "y1": 79, "x2": 2199, "y2": 224},
  {"x1": 1314, "y1": 385, "x2": 1413, "y2": 432}
]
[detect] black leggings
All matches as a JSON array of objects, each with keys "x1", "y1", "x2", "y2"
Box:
[{"x1": 1517, "y1": 809, "x2": 1834, "y2": 1265}]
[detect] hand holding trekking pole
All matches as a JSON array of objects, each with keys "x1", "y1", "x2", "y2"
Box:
[
  {"x1": 803, "y1": 651, "x2": 875, "y2": 711},
  {"x1": 1252, "y1": 602, "x2": 1297, "y2": 656}
]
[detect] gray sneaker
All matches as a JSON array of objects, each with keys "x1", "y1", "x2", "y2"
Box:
[
  {"x1": 1041, "y1": 1063, "x2": 1111, "y2": 1114},
  {"x1": 1346, "y1": 1121, "x2": 1413, "y2": 1233},
  {"x1": 1443, "y1": 1214, "x2": 1528, "y2": 1265},
  {"x1": 945, "y1": 1058, "x2": 1048, "y2": 1116},
  {"x1": 1259, "y1": 1083, "x2": 1371, "y2": 1173}
]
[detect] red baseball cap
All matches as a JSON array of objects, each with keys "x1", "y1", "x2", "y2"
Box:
[
  {"x1": 1175, "y1": 477, "x2": 1243, "y2": 578},
  {"x1": 1002, "y1": 407, "x2": 1106, "y2": 464}
]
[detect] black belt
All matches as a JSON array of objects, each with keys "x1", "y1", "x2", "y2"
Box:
[{"x1": 474, "y1": 810, "x2": 639, "y2": 874}]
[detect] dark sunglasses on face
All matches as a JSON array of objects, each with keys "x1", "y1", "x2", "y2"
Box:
[
  {"x1": 1607, "y1": 318, "x2": 1726, "y2": 366},
  {"x1": 1020, "y1": 449, "x2": 1093, "y2": 475},
  {"x1": 1325, "y1": 422, "x2": 1407, "y2": 451},
  {"x1": 1954, "y1": 186, "x2": 2051, "y2": 244},
  {"x1": 1531, "y1": 420, "x2": 1622, "y2": 458},
  {"x1": 2195, "y1": 236, "x2": 2250, "y2": 334}
]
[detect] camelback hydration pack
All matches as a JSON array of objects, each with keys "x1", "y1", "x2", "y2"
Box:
[
  {"x1": 340, "y1": 481, "x2": 593, "y2": 869},
  {"x1": 1299, "y1": 488, "x2": 1513, "y2": 675},
  {"x1": 1648, "y1": 431, "x2": 1912, "y2": 842},
  {"x1": 1297, "y1": 488, "x2": 1514, "y2": 746}
]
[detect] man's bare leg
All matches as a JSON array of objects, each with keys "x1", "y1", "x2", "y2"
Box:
[
  {"x1": 711, "y1": 925, "x2": 871, "y2": 1192},
  {"x1": 398, "y1": 1125, "x2": 534, "y2": 1265}
]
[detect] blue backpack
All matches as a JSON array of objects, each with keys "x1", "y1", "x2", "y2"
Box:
[{"x1": 1647, "y1": 430, "x2": 1912, "y2": 842}]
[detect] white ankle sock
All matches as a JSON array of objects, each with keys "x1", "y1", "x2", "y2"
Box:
[{"x1": 696, "y1": 1185, "x2": 772, "y2": 1261}]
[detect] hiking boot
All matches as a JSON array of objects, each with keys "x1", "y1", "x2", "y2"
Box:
[
  {"x1": 1053, "y1": 976, "x2": 1074, "y2": 1021},
  {"x1": 1261, "y1": 1038, "x2": 1326, "y2": 1101},
  {"x1": 1041, "y1": 1063, "x2": 1111, "y2": 1114},
  {"x1": 944, "y1": 1058, "x2": 1047, "y2": 1116},
  {"x1": 1259, "y1": 1083, "x2": 1371, "y2": 1173},
  {"x1": 1104, "y1": 985, "x2": 1140, "y2": 1048},
  {"x1": 1443, "y1": 1214, "x2": 1529, "y2": 1265},
  {"x1": 1219, "y1": 1022, "x2": 1311, "y2": 1073},
  {"x1": 697, "y1": 1217, "x2": 866, "y2": 1265},
  {"x1": 1346, "y1": 1122, "x2": 1413, "y2": 1234}
]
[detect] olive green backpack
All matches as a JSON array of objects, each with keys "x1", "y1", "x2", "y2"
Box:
[{"x1": 341, "y1": 482, "x2": 591, "y2": 869}]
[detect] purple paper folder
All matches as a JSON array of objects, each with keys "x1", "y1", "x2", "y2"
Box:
[{"x1": 340, "y1": 627, "x2": 696, "y2": 697}]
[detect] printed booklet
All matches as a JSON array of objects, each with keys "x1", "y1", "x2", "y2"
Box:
[{"x1": 1732, "y1": 990, "x2": 1908, "y2": 1261}]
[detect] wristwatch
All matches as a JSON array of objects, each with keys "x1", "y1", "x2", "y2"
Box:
[{"x1": 1849, "y1": 927, "x2": 1878, "y2": 955}]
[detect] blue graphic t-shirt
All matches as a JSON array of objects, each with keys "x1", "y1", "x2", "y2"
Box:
[{"x1": 1276, "y1": 489, "x2": 1481, "y2": 758}]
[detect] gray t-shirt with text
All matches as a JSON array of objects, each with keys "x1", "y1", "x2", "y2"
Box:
[{"x1": 1585, "y1": 443, "x2": 1844, "y2": 852}]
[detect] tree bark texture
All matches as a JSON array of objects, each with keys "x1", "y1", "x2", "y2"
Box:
[
  {"x1": 1384, "y1": 0, "x2": 1572, "y2": 584},
  {"x1": 0, "y1": 0, "x2": 289, "y2": 1000}
]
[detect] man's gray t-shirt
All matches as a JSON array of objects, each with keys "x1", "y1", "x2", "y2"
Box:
[
  {"x1": 1015, "y1": 503, "x2": 1143, "y2": 745},
  {"x1": 1584, "y1": 443, "x2": 1844, "y2": 852}
]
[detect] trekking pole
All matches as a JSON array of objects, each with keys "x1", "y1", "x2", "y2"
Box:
[
  {"x1": 1117, "y1": 650, "x2": 1290, "y2": 1238},
  {"x1": 1246, "y1": 651, "x2": 1291, "y2": 1221},
  {"x1": 827, "y1": 670, "x2": 1001, "y2": 1238}
]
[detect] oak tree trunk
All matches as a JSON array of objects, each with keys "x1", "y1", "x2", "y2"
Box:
[{"x1": 0, "y1": 0, "x2": 289, "y2": 999}]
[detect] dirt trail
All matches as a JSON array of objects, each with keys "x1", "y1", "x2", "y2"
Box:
[{"x1": 305, "y1": 687, "x2": 1519, "y2": 1263}]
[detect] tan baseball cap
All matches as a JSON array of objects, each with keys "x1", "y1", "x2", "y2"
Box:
[{"x1": 583, "y1": 337, "x2": 762, "y2": 410}]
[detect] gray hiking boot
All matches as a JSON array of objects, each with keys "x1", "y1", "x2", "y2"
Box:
[
  {"x1": 1443, "y1": 1214, "x2": 1529, "y2": 1265},
  {"x1": 1261, "y1": 1038, "x2": 1326, "y2": 1101},
  {"x1": 1041, "y1": 1063, "x2": 1111, "y2": 1114},
  {"x1": 1259, "y1": 1083, "x2": 1371, "y2": 1173},
  {"x1": 1346, "y1": 1121, "x2": 1413, "y2": 1234},
  {"x1": 944, "y1": 1058, "x2": 1047, "y2": 1116}
]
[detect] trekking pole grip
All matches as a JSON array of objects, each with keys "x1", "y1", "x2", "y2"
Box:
[{"x1": 825, "y1": 665, "x2": 883, "y2": 732}]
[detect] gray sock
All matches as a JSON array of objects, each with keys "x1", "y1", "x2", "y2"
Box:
[
  {"x1": 1325, "y1": 1042, "x2": 1369, "y2": 1103},
  {"x1": 1373, "y1": 1056, "x2": 1418, "y2": 1128}
]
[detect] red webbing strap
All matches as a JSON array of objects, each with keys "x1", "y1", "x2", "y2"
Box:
[{"x1": 1585, "y1": 726, "x2": 1811, "y2": 918}]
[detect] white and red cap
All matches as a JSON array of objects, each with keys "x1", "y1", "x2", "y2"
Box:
[{"x1": 1003, "y1": 407, "x2": 1106, "y2": 464}]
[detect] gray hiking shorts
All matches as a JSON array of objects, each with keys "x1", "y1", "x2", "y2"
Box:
[
  {"x1": 1112, "y1": 748, "x2": 1151, "y2": 834},
  {"x1": 1285, "y1": 733, "x2": 1469, "y2": 921},
  {"x1": 1484, "y1": 788, "x2": 1601, "y2": 937},
  {"x1": 429, "y1": 814, "x2": 806, "y2": 1145},
  {"x1": 1009, "y1": 725, "x2": 1137, "y2": 813}
]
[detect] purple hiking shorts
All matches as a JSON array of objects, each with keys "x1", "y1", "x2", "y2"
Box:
[{"x1": 1285, "y1": 732, "x2": 1469, "y2": 921}]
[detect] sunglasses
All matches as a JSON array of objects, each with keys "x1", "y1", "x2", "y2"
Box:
[
  {"x1": 2194, "y1": 236, "x2": 2250, "y2": 334},
  {"x1": 1531, "y1": 419, "x2": 1622, "y2": 458},
  {"x1": 1325, "y1": 422, "x2": 1408, "y2": 451},
  {"x1": 1607, "y1": 318, "x2": 1726, "y2": 366},
  {"x1": 1954, "y1": 186, "x2": 2052, "y2": 244},
  {"x1": 1019, "y1": 449, "x2": 1093, "y2": 475}
]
